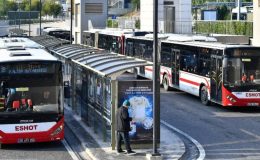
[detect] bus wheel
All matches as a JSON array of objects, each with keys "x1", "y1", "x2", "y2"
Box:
[
  {"x1": 200, "y1": 86, "x2": 210, "y2": 105},
  {"x1": 163, "y1": 75, "x2": 169, "y2": 91}
]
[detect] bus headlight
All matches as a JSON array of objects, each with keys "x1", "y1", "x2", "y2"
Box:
[
  {"x1": 226, "y1": 95, "x2": 236, "y2": 103},
  {"x1": 51, "y1": 125, "x2": 63, "y2": 136}
]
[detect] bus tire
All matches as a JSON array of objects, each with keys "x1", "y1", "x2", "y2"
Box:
[
  {"x1": 200, "y1": 86, "x2": 210, "y2": 106},
  {"x1": 163, "y1": 75, "x2": 170, "y2": 91}
]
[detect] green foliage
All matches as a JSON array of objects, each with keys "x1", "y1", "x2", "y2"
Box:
[
  {"x1": 217, "y1": 5, "x2": 229, "y2": 20},
  {"x1": 7, "y1": 1, "x2": 18, "y2": 12},
  {"x1": 42, "y1": 0, "x2": 62, "y2": 16},
  {"x1": 106, "y1": 19, "x2": 118, "y2": 28},
  {"x1": 194, "y1": 21, "x2": 253, "y2": 37},
  {"x1": 135, "y1": 19, "x2": 140, "y2": 29},
  {"x1": 131, "y1": 0, "x2": 140, "y2": 11},
  {"x1": 23, "y1": 0, "x2": 40, "y2": 11},
  {"x1": 52, "y1": 3, "x2": 62, "y2": 17},
  {"x1": 0, "y1": 0, "x2": 62, "y2": 17},
  {"x1": 42, "y1": 1, "x2": 51, "y2": 16},
  {"x1": 192, "y1": 0, "x2": 252, "y2": 6},
  {"x1": 0, "y1": 0, "x2": 18, "y2": 16}
]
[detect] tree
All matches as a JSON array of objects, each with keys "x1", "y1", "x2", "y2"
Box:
[
  {"x1": 42, "y1": 0, "x2": 52, "y2": 16},
  {"x1": 42, "y1": 0, "x2": 62, "y2": 16},
  {"x1": 6, "y1": 1, "x2": 18, "y2": 12},
  {"x1": 24, "y1": 0, "x2": 40, "y2": 11},
  {"x1": 217, "y1": 5, "x2": 229, "y2": 20},
  {"x1": 0, "y1": 0, "x2": 6, "y2": 16},
  {"x1": 51, "y1": 3, "x2": 62, "y2": 17},
  {"x1": 131, "y1": 0, "x2": 140, "y2": 11}
]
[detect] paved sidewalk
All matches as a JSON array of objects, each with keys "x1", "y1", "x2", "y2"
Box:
[{"x1": 65, "y1": 106, "x2": 185, "y2": 160}]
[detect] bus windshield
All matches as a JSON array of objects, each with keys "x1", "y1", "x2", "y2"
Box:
[
  {"x1": 0, "y1": 62, "x2": 62, "y2": 114},
  {"x1": 223, "y1": 51, "x2": 260, "y2": 86}
]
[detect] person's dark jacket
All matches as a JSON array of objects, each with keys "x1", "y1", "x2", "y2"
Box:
[{"x1": 116, "y1": 106, "x2": 132, "y2": 132}]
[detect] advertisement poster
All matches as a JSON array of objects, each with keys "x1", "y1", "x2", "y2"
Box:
[{"x1": 118, "y1": 80, "x2": 153, "y2": 143}]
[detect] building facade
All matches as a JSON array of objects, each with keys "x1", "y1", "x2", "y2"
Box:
[
  {"x1": 253, "y1": 0, "x2": 260, "y2": 46},
  {"x1": 140, "y1": 0, "x2": 192, "y2": 34},
  {"x1": 73, "y1": 0, "x2": 107, "y2": 44}
]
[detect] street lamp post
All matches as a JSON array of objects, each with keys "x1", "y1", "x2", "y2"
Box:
[
  {"x1": 29, "y1": 0, "x2": 31, "y2": 36},
  {"x1": 237, "y1": 0, "x2": 241, "y2": 21},
  {"x1": 70, "y1": 0, "x2": 73, "y2": 44},
  {"x1": 18, "y1": 1, "x2": 21, "y2": 30},
  {"x1": 153, "y1": 0, "x2": 160, "y2": 156},
  {"x1": 40, "y1": 0, "x2": 42, "y2": 35}
]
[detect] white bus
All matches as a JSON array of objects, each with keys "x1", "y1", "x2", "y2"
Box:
[
  {"x1": 125, "y1": 34, "x2": 260, "y2": 107},
  {"x1": 0, "y1": 37, "x2": 64, "y2": 147}
]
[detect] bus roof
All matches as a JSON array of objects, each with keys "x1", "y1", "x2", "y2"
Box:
[
  {"x1": 0, "y1": 37, "x2": 43, "y2": 49},
  {"x1": 0, "y1": 38, "x2": 58, "y2": 62},
  {"x1": 127, "y1": 33, "x2": 214, "y2": 41},
  {"x1": 161, "y1": 39, "x2": 256, "y2": 50},
  {"x1": 42, "y1": 27, "x2": 70, "y2": 33},
  {"x1": 126, "y1": 34, "x2": 170, "y2": 41},
  {"x1": 84, "y1": 28, "x2": 150, "y2": 37}
]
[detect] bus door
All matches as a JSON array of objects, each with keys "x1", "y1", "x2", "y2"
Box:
[
  {"x1": 210, "y1": 55, "x2": 222, "y2": 103},
  {"x1": 172, "y1": 49, "x2": 180, "y2": 87}
]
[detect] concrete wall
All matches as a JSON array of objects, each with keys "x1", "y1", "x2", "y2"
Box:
[
  {"x1": 253, "y1": 0, "x2": 260, "y2": 46},
  {"x1": 74, "y1": 0, "x2": 107, "y2": 44},
  {"x1": 140, "y1": 0, "x2": 192, "y2": 34}
]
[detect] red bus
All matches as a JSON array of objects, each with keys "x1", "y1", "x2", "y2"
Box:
[
  {"x1": 0, "y1": 38, "x2": 64, "y2": 147},
  {"x1": 125, "y1": 34, "x2": 260, "y2": 107}
]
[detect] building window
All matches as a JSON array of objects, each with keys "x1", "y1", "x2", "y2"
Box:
[
  {"x1": 164, "y1": 1, "x2": 174, "y2": 5},
  {"x1": 85, "y1": 3, "x2": 103, "y2": 13},
  {"x1": 75, "y1": 4, "x2": 80, "y2": 27}
]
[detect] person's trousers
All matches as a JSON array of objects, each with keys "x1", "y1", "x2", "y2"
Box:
[{"x1": 116, "y1": 131, "x2": 131, "y2": 152}]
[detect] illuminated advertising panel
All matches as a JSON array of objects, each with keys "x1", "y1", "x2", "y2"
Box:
[{"x1": 118, "y1": 80, "x2": 153, "y2": 143}]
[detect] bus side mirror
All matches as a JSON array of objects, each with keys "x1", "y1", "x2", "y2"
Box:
[{"x1": 64, "y1": 81, "x2": 70, "y2": 99}]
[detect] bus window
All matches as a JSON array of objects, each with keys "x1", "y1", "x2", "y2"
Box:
[
  {"x1": 161, "y1": 46, "x2": 173, "y2": 68},
  {"x1": 125, "y1": 41, "x2": 134, "y2": 57},
  {"x1": 180, "y1": 50, "x2": 198, "y2": 73},
  {"x1": 142, "y1": 41, "x2": 153, "y2": 62},
  {"x1": 223, "y1": 56, "x2": 260, "y2": 86}
]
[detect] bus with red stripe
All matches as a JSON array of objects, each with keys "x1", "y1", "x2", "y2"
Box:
[
  {"x1": 82, "y1": 29, "x2": 150, "y2": 55},
  {"x1": 125, "y1": 34, "x2": 260, "y2": 107},
  {"x1": 0, "y1": 38, "x2": 64, "y2": 147}
]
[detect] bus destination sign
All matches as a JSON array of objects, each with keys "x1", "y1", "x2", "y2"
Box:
[{"x1": 0, "y1": 63, "x2": 53, "y2": 74}]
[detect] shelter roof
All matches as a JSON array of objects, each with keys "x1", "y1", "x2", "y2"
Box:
[
  {"x1": 30, "y1": 36, "x2": 151, "y2": 78},
  {"x1": 51, "y1": 44, "x2": 152, "y2": 78}
]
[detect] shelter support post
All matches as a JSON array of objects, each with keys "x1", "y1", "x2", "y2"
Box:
[
  {"x1": 71, "y1": 63, "x2": 76, "y2": 111},
  {"x1": 102, "y1": 78, "x2": 107, "y2": 142},
  {"x1": 111, "y1": 80, "x2": 117, "y2": 150}
]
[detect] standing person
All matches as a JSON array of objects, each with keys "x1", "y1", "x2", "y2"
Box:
[{"x1": 116, "y1": 100, "x2": 136, "y2": 155}]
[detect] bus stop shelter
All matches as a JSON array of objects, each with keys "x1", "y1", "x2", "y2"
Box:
[
  {"x1": 30, "y1": 36, "x2": 70, "y2": 51},
  {"x1": 31, "y1": 36, "x2": 154, "y2": 149}
]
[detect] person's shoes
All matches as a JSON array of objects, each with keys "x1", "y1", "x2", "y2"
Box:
[
  {"x1": 117, "y1": 149, "x2": 125, "y2": 154},
  {"x1": 126, "y1": 150, "x2": 136, "y2": 155}
]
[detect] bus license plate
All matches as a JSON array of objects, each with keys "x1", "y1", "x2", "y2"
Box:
[
  {"x1": 17, "y1": 138, "x2": 35, "y2": 143},
  {"x1": 247, "y1": 103, "x2": 259, "y2": 106}
]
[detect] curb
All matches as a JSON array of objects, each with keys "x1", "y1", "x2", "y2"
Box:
[{"x1": 65, "y1": 106, "x2": 186, "y2": 160}]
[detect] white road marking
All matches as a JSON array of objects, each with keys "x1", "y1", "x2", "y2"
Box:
[
  {"x1": 62, "y1": 139, "x2": 81, "y2": 160},
  {"x1": 161, "y1": 120, "x2": 206, "y2": 160},
  {"x1": 241, "y1": 129, "x2": 260, "y2": 139}
]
